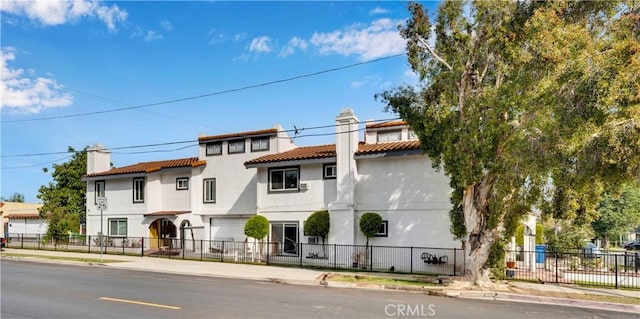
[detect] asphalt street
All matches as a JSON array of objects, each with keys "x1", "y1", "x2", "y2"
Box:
[{"x1": 1, "y1": 260, "x2": 637, "y2": 319}]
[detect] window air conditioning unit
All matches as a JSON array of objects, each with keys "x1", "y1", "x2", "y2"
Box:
[{"x1": 299, "y1": 183, "x2": 309, "y2": 190}]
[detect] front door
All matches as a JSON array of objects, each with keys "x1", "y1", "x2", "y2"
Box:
[{"x1": 272, "y1": 222, "x2": 298, "y2": 255}]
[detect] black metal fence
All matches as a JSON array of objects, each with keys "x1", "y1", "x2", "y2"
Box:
[
  {"x1": 505, "y1": 248, "x2": 640, "y2": 289},
  {"x1": 4, "y1": 233, "x2": 464, "y2": 277}
]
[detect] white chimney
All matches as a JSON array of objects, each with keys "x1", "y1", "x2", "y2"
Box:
[
  {"x1": 87, "y1": 144, "x2": 111, "y2": 174},
  {"x1": 335, "y1": 108, "x2": 359, "y2": 204}
]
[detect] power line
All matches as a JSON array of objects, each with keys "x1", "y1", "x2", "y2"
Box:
[
  {"x1": 1, "y1": 117, "x2": 400, "y2": 158},
  {"x1": 2, "y1": 53, "x2": 406, "y2": 123},
  {"x1": 1, "y1": 155, "x2": 73, "y2": 170}
]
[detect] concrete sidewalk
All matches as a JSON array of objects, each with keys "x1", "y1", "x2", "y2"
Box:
[{"x1": 2, "y1": 248, "x2": 639, "y2": 314}]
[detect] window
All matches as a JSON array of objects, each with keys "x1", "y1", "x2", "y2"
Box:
[
  {"x1": 251, "y1": 137, "x2": 270, "y2": 152},
  {"x1": 377, "y1": 130, "x2": 401, "y2": 142},
  {"x1": 228, "y1": 139, "x2": 245, "y2": 154},
  {"x1": 323, "y1": 164, "x2": 337, "y2": 179},
  {"x1": 206, "y1": 142, "x2": 222, "y2": 156},
  {"x1": 176, "y1": 177, "x2": 189, "y2": 190},
  {"x1": 133, "y1": 178, "x2": 145, "y2": 203},
  {"x1": 203, "y1": 178, "x2": 216, "y2": 203},
  {"x1": 94, "y1": 180, "x2": 105, "y2": 204},
  {"x1": 271, "y1": 222, "x2": 298, "y2": 255},
  {"x1": 269, "y1": 167, "x2": 299, "y2": 191},
  {"x1": 109, "y1": 218, "x2": 127, "y2": 237},
  {"x1": 374, "y1": 220, "x2": 389, "y2": 237},
  {"x1": 408, "y1": 130, "x2": 418, "y2": 140}
]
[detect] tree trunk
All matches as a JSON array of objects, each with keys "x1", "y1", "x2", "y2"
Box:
[
  {"x1": 462, "y1": 177, "x2": 502, "y2": 288},
  {"x1": 603, "y1": 235, "x2": 609, "y2": 250}
]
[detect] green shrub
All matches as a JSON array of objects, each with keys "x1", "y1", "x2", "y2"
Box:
[
  {"x1": 244, "y1": 215, "x2": 269, "y2": 240},
  {"x1": 359, "y1": 212, "x2": 382, "y2": 247},
  {"x1": 304, "y1": 210, "x2": 330, "y2": 244}
]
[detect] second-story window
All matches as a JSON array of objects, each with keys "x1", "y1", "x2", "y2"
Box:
[
  {"x1": 270, "y1": 168, "x2": 299, "y2": 191},
  {"x1": 176, "y1": 177, "x2": 189, "y2": 190},
  {"x1": 95, "y1": 180, "x2": 105, "y2": 203},
  {"x1": 228, "y1": 139, "x2": 245, "y2": 154},
  {"x1": 377, "y1": 130, "x2": 401, "y2": 142},
  {"x1": 206, "y1": 142, "x2": 222, "y2": 156},
  {"x1": 251, "y1": 137, "x2": 269, "y2": 152},
  {"x1": 323, "y1": 164, "x2": 337, "y2": 179},
  {"x1": 203, "y1": 178, "x2": 216, "y2": 203},
  {"x1": 133, "y1": 178, "x2": 145, "y2": 203}
]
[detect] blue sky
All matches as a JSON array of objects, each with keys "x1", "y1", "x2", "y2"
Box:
[{"x1": 1, "y1": 1, "x2": 439, "y2": 203}]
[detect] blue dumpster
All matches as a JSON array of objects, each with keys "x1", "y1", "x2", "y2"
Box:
[{"x1": 535, "y1": 245, "x2": 546, "y2": 263}]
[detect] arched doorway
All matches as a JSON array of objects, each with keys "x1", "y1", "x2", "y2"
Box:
[{"x1": 148, "y1": 218, "x2": 177, "y2": 249}]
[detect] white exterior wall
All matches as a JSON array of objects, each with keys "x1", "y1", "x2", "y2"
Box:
[
  {"x1": 256, "y1": 164, "x2": 336, "y2": 213},
  {"x1": 159, "y1": 169, "x2": 191, "y2": 211},
  {"x1": 86, "y1": 177, "x2": 148, "y2": 237},
  {"x1": 354, "y1": 156, "x2": 457, "y2": 248},
  {"x1": 8, "y1": 219, "x2": 48, "y2": 235}
]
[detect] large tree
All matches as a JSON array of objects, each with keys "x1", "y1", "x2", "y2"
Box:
[
  {"x1": 592, "y1": 183, "x2": 640, "y2": 249},
  {"x1": 38, "y1": 147, "x2": 87, "y2": 238},
  {"x1": 378, "y1": 1, "x2": 639, "y2": 286}
]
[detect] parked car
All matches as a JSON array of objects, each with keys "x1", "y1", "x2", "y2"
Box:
[{"x1": 624, "y1": 241, "x2": 640, "y2": 251}]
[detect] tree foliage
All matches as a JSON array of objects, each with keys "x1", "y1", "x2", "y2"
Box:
[
  {"x1": 38, "y1": 147, "x2": 87, "y2": 238},
  {"x1": 244, "y1": 215, "x2": 269, "y2": 240},
  {"x1": 592, "y1": 183, "x2": 640, "y2": 248},
  {"x1": 378, "y1": 0, "x2": 640, "y2": 286},
  {"x1": 359, "y1": 212, "x2": 382, "y2": 248},
  {"x1": 304, "y1": 210, "x2": 330, "y2": 244},
  {"x1": 1, "y1": 192, "x2": 25, "y2": 202}
]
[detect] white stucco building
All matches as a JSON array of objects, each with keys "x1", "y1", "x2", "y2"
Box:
[{"x1": 83, "y1": 109, "x2": 459, "y2": 255}]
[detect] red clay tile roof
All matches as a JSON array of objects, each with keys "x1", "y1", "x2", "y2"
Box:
[
  {"x1": 7, "y1": 213, "x2": 41, "y2": 219},
  {"x1": 246, "y1": 141, "x2": 422, "y2": 165},
  {"x1": 144, "y1": 211, "x2": 190, "y2": 217},
  {"x1": 356, "y1": 140, "x2": 421, "y2": 155},
  {"x1": 245, "y1": 144, "x2": 336, "y2": 165},
  {"x1": 198, "y1": 128, "x2": 278, "y2": 143},
  {"x1": 365, "y1": 120, "x2": 407, "y2": 129},
  {"x1": 85, "y1": 157, "x2": 205, "y2": 178}
]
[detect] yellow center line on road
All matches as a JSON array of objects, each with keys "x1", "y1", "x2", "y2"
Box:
[{"x1": 99, "y1": 297, "x2": 181, "y2": 310}]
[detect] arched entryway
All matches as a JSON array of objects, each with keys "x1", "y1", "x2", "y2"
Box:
[
  {"x1": 180, "y1": 220, "x2": 196, "y2": 252},
  {"x1": 149, "y1": 218, "x2": 177, "y2": 249}
]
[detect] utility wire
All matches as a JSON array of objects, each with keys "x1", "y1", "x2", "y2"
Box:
[
  {"x1": 1, "y1": 155, "x2": 73, "y2": 170},
  {"x1": 1, "y1": 117, "x2": 400, "y2": 158},
  {"x1": 2, "y1": 53, "x2": 406, "y2": 123}
]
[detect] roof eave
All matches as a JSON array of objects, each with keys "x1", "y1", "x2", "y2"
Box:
[
  {"x1": 245, "y1": 157, "x2": 336, "y2": 169},
  {"x1": 354, "y1": 149, "x2": 422, "y2": 159}
]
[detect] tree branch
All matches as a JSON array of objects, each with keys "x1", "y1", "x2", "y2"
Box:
[{"x1": 417, "y1": 37, "x2": 453, "y2": 72}]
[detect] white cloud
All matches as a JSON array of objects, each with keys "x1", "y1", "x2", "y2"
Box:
[
  {"x1": 350, "y1": 75, "x2": 390, "y2": 89},
  {"x1": 370, "y1": 7, "x2": 389, "y2": 15},
  {"x1": 279, "y1": 37, "x2": 308, "y2": 58},
  {"x1": 209, "y1": 29, "x2": 246, "y2": 44},
  {"x1": 0, "y1": 0, "x2": 127, "y2": 31},
  {"x1": 161, "y1": 19, "x2": 173, "y2": 31},
  {"x1": 144, "y1": 30, "x2": 163, "y2": 42},
  {"x1": 310, "y1": 18, "x2": 405, "y2": 61},
  {"x1": 0, "y1": 47, "x2": 73, "y2": 114},
  {"x1": 249, "y1": 36, "x2": 273, "y2": 53}
]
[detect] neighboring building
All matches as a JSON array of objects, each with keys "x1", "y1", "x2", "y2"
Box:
[
  {"x1": 0, "y1": 202, "x2": 47, "y2": 236},
  {"x1": 82, "y1": 109, "x2": 458, "y2": 254}
]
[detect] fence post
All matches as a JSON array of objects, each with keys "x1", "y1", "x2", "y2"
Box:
[
  {"x1": 200, "y1": 240, "x2": 203, "y2": 261},
  {"x1": 141, "y1": 237, "x2": 145, "y2": 257},
  {"x1": 221, "y1": 241, "x2": 225, "y2": 263},
  {"x1": 299, "y1": 243, "x2": 303, "y2": 267},
  {"x1": 555, "y1": 252, "x2": 559, "y2": 284},
  {"x1": 20, "y1": 233, "x2": 24, "y2": 249},
  {"x1": 410, "y1": 247, "x2": 414, "y2": 274},
  {"x1": 182, "y1": 239, "x2": 186, "y2": 260},
  {"x1": 334, "y1": 244, "x2": 337, "y2": 269},
  {"x1": 37, "y1": 234, "x2": 41, "y2": 250},
  {"x1": 266, "y1": 241, "x2": 269, "y2": 265},
  {"x1": 615, "y1": 255, "x2": 618, "y2": 289},
  {"x1": 453, "y1": 248, "x2": 456, "y2": 276},
  {"x1": 370, "y1": 246, "x2": 374, "y2": 272},
  {"x1": 54, "y1": 236, "x2": 57, "y2": 251},
  {"x1": 122, "y1": 237, "x2": 126, "y2": 255},
  {"x1": 636, "y1": 252, "x2": 639, "y2": 273}
]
